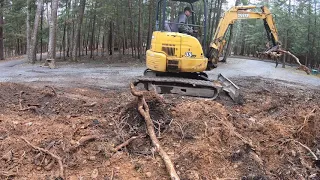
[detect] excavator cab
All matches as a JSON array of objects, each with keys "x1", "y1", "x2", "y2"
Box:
[{"x1": 155, "y1": 0, "x2": 208, "y2": 48}]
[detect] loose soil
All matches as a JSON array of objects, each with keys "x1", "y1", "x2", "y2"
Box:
[{"x1": 0, "y1": 77, "x2": 319, "y2": 180}]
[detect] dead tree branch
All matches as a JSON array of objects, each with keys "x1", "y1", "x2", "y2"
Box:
[
  {"x1": 130, "y1": 83, "x2": 180, "y2": 180},
  {"x1": 292, "y1": 140, "x2": 318, "y2": 161},
  {"x1": 67, "y1": 135, "x2": 100, "y2": 152},
  {"x1": 112, "y1": 136, "x2": 142, "y2": 152},
  {"x1": 21, "y1": 137, "x2": 64, "y2": 179},
  {"x1": 0, "y1": 171, "x2": 16, "y2": 178},
  {"x1": 276, "y1": 49, "x2": 311, "y2": 74}
]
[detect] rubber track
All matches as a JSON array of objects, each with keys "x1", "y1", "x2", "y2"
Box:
[{"x1": 135, "y1": 76, "x2": 222, "y2": 89}]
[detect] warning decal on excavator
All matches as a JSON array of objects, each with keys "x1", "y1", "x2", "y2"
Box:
[
  {"x1": 238, "y1": 14, "x2": 249, "y2": 18},
  {"x1": 185, "y1": 52, "x2": 193, "y2": 57}
]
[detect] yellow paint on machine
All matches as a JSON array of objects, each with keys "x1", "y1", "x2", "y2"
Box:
[{"x1": 146, "y1": 31, "x2": 208, "y2": 73}]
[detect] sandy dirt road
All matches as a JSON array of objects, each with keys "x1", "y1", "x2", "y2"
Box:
[{"x1": 0, "y1": 56, "x2": 319, "y2": 89}]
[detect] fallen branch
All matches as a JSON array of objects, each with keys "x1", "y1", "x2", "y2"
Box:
[
  {"x1": 21, "y1": 137, "x2": 64, "y2": 179},
  {"x1": 291, "y1": 140, "x2": 318, "y2": 161},
  {"x1": 130, "y1": 83, "x2": 180, "y2": 180},
  {"x1": 112, "y1": 136, "x2": 142, "y2": 152},
  {"x1": 67, "y1": 135, "x2": 100, "y2": 152},
  {"x1": 83, "y1": 102, "x2": 97, "y2": 107},
  {"x1": 19, "y1": 106, "x2": 38, "y2": 112},
  {"x1": 0, "y1": 171, "x2": 16, "y2": 178},
  {"x1": 276, "y1": 49, "x2": 311, "y2": 75}
]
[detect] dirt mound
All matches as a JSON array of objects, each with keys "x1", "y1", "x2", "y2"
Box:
[{"x1": 0, "y1": 78, "x2": 320, "y2": 180}]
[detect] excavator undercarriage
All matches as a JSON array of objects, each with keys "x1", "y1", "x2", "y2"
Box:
[{"x1": 134, "y1": 70, "x2": 240, "y2": 102}]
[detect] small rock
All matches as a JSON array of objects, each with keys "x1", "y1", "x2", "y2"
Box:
[
  {"x1": 92, "y1": 119, "x2": 99, "y2": 125},
  {"x1": 88, "y1": 156, "x2": 96, "y2": 161},
  {"x1": 248, "y1": 117, "x2": 256, "y2": 123},
  {"x1": 12, "y1": 121, "x2": 19, "y2": 125},
  {"x1": 68, "y1": 175, "x2": 78, "y2": 180},
  {"x1": 25, "y1": 122, "x2": 33, "y2": 126},
  {"x1": 145, "y1": 172, "x2": 152, "y2": 178},
  {"x1": 89, "y1": 109, "x2": 93, "y2": 112},
  {"x1": 309, "y1": 173, "x2": 318, "y2": 179},
  {"x1": 185, "y1": 170, "x2": 200, "y2": 180},
  {"x1": 104, "y1": 161, "x2": 111, "y2": 166},
  {"x1": 236, "y1": 109, "x2": 240, "y2": 112},
  {"x1": 70, "y1": 140, "x2": 77, "y2": 145},
  {"x1": 36, "y1": 166, "x2": 42, "y2": 171},
  {"x1": 91, "y1": 169, "x2": 99, "y2": 179},
  {"x1": 66, "y1": 115, "x2": 71, "y2": 119}
]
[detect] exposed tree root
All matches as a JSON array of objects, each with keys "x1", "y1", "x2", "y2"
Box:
[
  {"x1": 296, "y1": 108, "x2": 316, "y2": 134},
  {"x1": 21, "y1": 137, "x2": 64, "y2": 179},
  {"x1": 277, "y1": 49, "x2": 311, "y2": 74},
  {"x1": 130, "y1": 83, "x2": 180, "y2": 180},
  {"x1": 259, "y1": 46, "x2": 311, "y2": 74},
  {"x1": 112, "y1": 135, "x2": 143, "y2": 152},
  {"x1": 0, "y1": 171, "x2": 16, "y2": 178},
  {"x1": 291, "y1": 139, "x2": 318, "y2": 161},
  {"x1": 67, "y1": 135, "x2": 100, "y2": 152}
]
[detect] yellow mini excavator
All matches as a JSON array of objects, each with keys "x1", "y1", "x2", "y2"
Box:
[{"x1": 134, "y1": 0, "x2": 280, "y2": 102}]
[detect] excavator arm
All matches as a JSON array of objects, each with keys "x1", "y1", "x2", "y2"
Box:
[{"x1": 207, "y1": 6, "x2": 279, "y2": 68}]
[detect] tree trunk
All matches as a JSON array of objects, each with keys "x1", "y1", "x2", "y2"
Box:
[
  {"x1": 137, "y1": 0, "x2": 142, "y2": 60},
  {"x1": 214, "y1": 0, "x2": 223, "y2": 32},
  {"x1": 101, "y1": 19, "x2": 107, "y2": 57},
  {"x1": 40, "y1": 4, "x2": 44, "y2": 61},
  {"x1": 109, "y1": 21, "x2": 114, "y2": 56},
  {"x1": 72, "y1": 0, "x2": 86, "y2": 61},
  {"x1": 29, "y1": 0, "x2": 44, "y2": 64},
  {"x1": 305, "y1": 0, "x2": 311, "y2": 67},
  {"x1": 26, "y1": 0, "x2": 31, "y2": 61},
  {"x1": 62, "y1": 0, "x2": 68, "y2": 60},
  {"x1": 222, "y1": 0, "x2": 240, "y2": 62},
  {"x1": 128, "y1": 0, "x2": 134, "y2": 57},
  {"x1": 123, "y1": 20, "x2": 126, "y2": 55},
  {"x1": 169, "y1": 1, "x2": 176, "y2": 22},
  {"x1": 0, "y1": 0, "x2": 5, "y2": 60},
  {"x1": 90, "y1": 8, "x2": 96, "y2": 59},
  {"x1": 96, "y1": 25, "x2": 100, "y2": 56},
  {"x1": 146, "y1": 0, "x2": 154, "y2": 51},
  {"x1": 47, "y1": 0, "x2": 59, "y2": 61}
]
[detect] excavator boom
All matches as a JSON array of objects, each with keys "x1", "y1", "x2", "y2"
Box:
[{"x1": 207, "y1": 6, "x2": 279, "y2": 66}]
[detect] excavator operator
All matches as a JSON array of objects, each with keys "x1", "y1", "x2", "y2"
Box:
[{"x1": 171, "y1": 7, "x2": 198, "y2": 35}]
